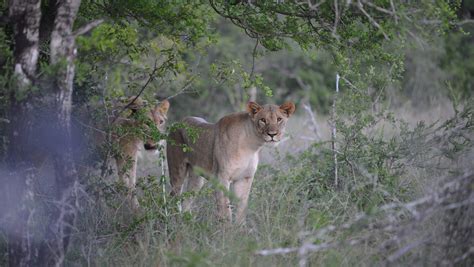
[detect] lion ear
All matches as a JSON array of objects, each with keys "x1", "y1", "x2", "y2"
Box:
[
  {"x1": 247, "y1": 101, "x2": 263, "y2": 117},
  {"x1": 155, "y1": 99, "x2": 170, "y2": 115},
  {"x1": 279, "y1": 102, "x2": 296, "y2": 117},
  {"x1": 126, "y1": 97, "x2": 146, "y2": 112}
]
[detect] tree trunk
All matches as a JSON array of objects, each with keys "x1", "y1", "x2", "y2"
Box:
[
  {"x1": 8, "y1": 0, "x2": 41, "y2": 85},
  {"x1": 37, "y1": 0, "x2": 82, "y2": 265},
  {"x1": 6, "y1": 0, "x2": 41, "y2": 266},
  {"x1": 6, "y1": 0, "x2": 82, "y2": 265}
]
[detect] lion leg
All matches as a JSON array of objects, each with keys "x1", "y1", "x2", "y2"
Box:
[
  {"x1": 116, "y1": 151, "x2": 139, "y2": 209},
  {"x1": 182, "y1": 168, "x2": 206, "y2": 211},
  {"x1": 168, "y1": 159, "x2": 188, "y2": 197},
  {"x1": 167, "y1": 130, "x2": 188, "y2": 197},
  {"x1": 233, "y1": 176, "x2": 254, "y2": 225},
  {"x1": 215, "y1": 178, "x2": 232, "y2": 222},
  {"x1": 128, "y1": 158, "x2": 139, "y2": 209}
]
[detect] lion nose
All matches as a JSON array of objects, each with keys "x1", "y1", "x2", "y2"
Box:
[
  {"x1": 144, "y1": 143, "x2": 156, "y2": 150},
  {"x1": 268, "y1": 132, "x2": 277, "y2": 138}
]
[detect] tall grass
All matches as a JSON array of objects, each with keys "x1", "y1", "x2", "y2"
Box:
[{"x1": 61, "y1": 99, "x2": 473, "y2": 266}]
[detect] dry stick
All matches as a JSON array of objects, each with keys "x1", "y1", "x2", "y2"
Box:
[
  {"x1": 73, "y1": 19, "x2": 104, "y2": 37},
  {"x1": 302, "y1": 0, "x2": 326, "y2": 10},
  {"x1": 362, "y1": 1, "x2": 394, "y2": 15},
  {"x1": 302, "y1": 103, "x2": 322, "y2": 140},
  {"x1": 357, "y1": 0, "x2": 389, "y2": 40},
  {"x1": 160, "y1": 145, "x2": 169, "y2": 218},
  {"x1": 164, "y1": 76, "x2": 196, "y2": 101},
  {"x1": 390, "y1": 0, "x2": 398, "y2": 24},
  {"x1": 100, "y1": 71, "x2": 112, "y2": 178},
  {"x1": 331, "y1": 74, "x2": 340, "y2": 188},
  {"x1": 332, "y1": 0, "x2": 339, "y2": 38}
]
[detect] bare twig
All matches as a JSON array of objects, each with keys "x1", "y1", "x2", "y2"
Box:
[
  {"x1": 300, "y1": 0, "x2": 326, "y2": 10},
  {"x1": 420, "y1": 19, "x2": 474, "y2": 26},
  {"x1": 387, "y1": 236, "x2": 430, "y2": 262},
  {"x1": 452, "y1": 247, "x2": 474, "y2": 264},
  {"x1": 331, "y1": 74, "x2": 340, "y2": 188},
  {"x1": 257, "y1": 247, "x2": 298, "y2": 256},
  {"x1": 112, "y1": 59, "x2": 159, "y2": 124},
  {"x1": 332, "y1": 0, "x2": 340, "y2": 39},
  {"x1": 73, "y1": 19, "x2": 104, "y2": 37},
  {"x1": 164, "y1": 76, "x2": 196, "y2": 101},
  {"x1": 339, "y1": 75, "x2": 361, "y2": 93},
  {"x1": 73, "y1": 116, "x2": 107, "y2": 135},
  {"x1": 250, "y1": 37, "x2": 259, "y2": 80},
  {"x1": 457, "y1": 19, "x2": 474, "y2": 25},
  {"x1": 390, "y1": 0, "x2": 398, "y2": 24},
  {"x1": 357, "y1": 0, "x2": 389, "y2": 40},
  {"x1": 302, "y1": 103, "x2": 322, "y2": 140},
  {"x1": 362, "y1": 0, "x2": 394, "y2": 15}
]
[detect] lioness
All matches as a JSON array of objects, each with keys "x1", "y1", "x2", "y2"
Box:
[
  {"x1": 99, "y1": 97, "x2": 169, "y2": 208},
  {"x1": 167, "y1": 101, "x2": 295, "y2": 223}
]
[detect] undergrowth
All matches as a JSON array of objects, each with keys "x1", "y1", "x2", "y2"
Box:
[{"x1": 63, "y1": 94, "x2": 473, "y2": 266}]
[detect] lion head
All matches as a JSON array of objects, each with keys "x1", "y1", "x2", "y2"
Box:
[
  {"x1": 126, "y1": 97, "x2": 170, "y2": 150},
  {"x1": 246, "y1": 101, "x2": 296, "y2": 143},
  {"x1": 143, "y1": 100, "x2": 169, "y2": 150}
]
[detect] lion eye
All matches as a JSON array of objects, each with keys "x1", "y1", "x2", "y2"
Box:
[
  {"x1": 259, "y1": 118, "x2": 267, "y2": 124},
  {"x1": 277, "y1": 117, "x2": 282, "y2": 122}
]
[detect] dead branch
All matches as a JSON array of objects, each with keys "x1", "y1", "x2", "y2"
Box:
[
  {"x1": 302, "y1": 103, "x2": 322, "y2": 140},
  {"x1": 164, "y1": 76, "x2": 197, "y2": 101},
  {"x1": 331, "y1": 74, "x2": 340, "y2": 188},
  {"x1": 332, "y1": 0, "x2": 340, "y2": 38},
  {"x1": 362, "y1": 0, "x2": 394, "y2": 15},
  {"x1": 357, "y1": 0, "x2": 389, "y2": 40},
  {"x1": 73, "y1": 19, "x2": 104, "y2": 37}
]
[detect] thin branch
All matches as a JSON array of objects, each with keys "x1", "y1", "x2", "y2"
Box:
[
  {"x1": 250, "y1": 37, "x2": 259, "y2": 80},
  {"x1": 362, "y1": 0, "x2": 394, "y2": 15},
  {"x1": 452, "y1": 247, "x2": 474, "y2": 264},
  {"x1": 298, "y1": 0, "x2": 326, "y2": 10},
  {"x1": 387, "y1": 237, "x2": 430, "y2": 262},
  {"x1": 164, "y1": 76, "x2": 196, "y2": 101},
  {"x1": 73, "y1": 19, "x2": 104, "y2": 37},
  {"x1": 457, "y1": 19, "x2": 474, "y2": 25},
  {"x1": 357, "y1": 0, "x2": 389, "y2": 40},
  {"x1": 331, "y1": 73, "x2": 340, "y2": 188},
  {"x1": 112, "y1": 59, "x2": 159, "y2": 124},
  {"x1": 332, "y1": 0, "x2": 340, "y2": 39},
  {"x1": 390, "y1": 0, "x2": 398, "y2": 24},
  {"x1": 420, "y1": 19, "x2": 474, "y2": 26},
  {"x1": 72, "y1": 116, "x2": 107, "y2": 135},
  {"x1": 339, "y1": 75, "x2": 362, "y2": 93},
  {"x1": 302, "y1": 103, "x2": 322, "y2": 140},
  {"x1": 256, "y1": 247, "x2": 298, "y2": 256}
]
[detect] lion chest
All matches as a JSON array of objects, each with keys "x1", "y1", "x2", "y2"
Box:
[{"x1": 225, "y1": 151, "x2": 259, "y2": 181}]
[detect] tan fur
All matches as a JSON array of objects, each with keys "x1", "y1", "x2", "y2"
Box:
[
  {"x1": 167, "y1": 101, "x2": 295, "y2": 223},
  {"x1": 110, "y1": 97, "x2": 170, "y2": 209}
]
